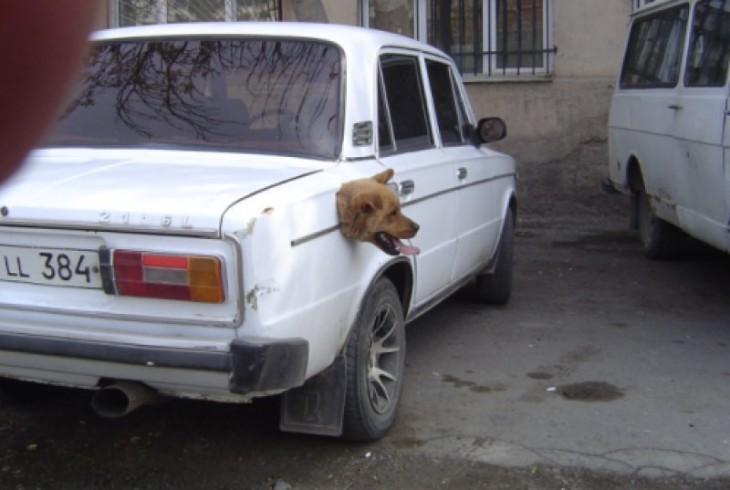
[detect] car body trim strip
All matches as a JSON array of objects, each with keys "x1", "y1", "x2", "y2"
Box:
[
  {"x1": 0, "y1": 221, "x2": 219, "y2": 238},
  {"x1": 289, "y1": 172, "x2": 514, "y2": 247},
  {"x1": 290, "y1": 224, "x2": 340, "y2": 247}
]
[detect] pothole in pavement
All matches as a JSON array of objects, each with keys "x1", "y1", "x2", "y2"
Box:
[{"x1": 556, "y1": 381, "x2": 624, "y2": 402}]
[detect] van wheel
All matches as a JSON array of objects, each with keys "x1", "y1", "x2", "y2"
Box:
[
  {"x1": 475, "y1": 208, "x2": 514, "y2": 305},
  {"x1": 635, "y1": 187, "x2": 682, "y2": 260},
  {"x1": 342, "y1": 277, "x2": 405, "y2": 441}
]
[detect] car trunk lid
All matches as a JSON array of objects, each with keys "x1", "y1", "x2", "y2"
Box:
[{"x1": 0, "y1": 148, "x2": 324, "y2": 236}]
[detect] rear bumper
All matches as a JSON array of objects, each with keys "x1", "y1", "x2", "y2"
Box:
[{"x1": 0, "y1": 333, "x2": 308, "y2": 395}]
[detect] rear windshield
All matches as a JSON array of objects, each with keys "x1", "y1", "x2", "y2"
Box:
[{"x1": 46, "y1": 38, "x2": 343, "y2": 159}]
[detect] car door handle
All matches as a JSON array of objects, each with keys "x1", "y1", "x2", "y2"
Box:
[
  {"x1": 399, "y1": 180, "x2": 415, "y2": 196},
  {"x1": 457, "y1": 167, "x2": 468, "y2": 180},
  {"x1": 668, "y1": 104, "x2": 683, "y2": 111}
]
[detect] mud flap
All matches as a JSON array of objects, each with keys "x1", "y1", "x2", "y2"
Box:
[{"x1": 279, "y1": 355, "x2": 346, "y2": 437}]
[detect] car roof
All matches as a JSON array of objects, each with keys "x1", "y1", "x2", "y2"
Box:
[{"x1": 91, "y1": 21, "x2": 449, "y2": 60}]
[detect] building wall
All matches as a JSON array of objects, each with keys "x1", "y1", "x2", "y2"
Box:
[
  {"x1": 95, "y1": 1, "x2": 112, "y2": 30},
  {"x1": 554, "y1": 0, "x2": 630, "y2": 78},
  {"x1": 283, "y1": 0, "x2": 357, "y2": 24}
]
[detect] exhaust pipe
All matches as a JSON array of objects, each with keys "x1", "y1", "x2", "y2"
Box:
[{"x1": 91, "y1": 381, "x2": 164, "y2": 418}]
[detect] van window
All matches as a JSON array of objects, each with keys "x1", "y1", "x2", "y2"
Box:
[
  {"x1": 684, "y1": 0, "x2": 730, "y2": 87},
  {"x1": 379, "y1": 54, "x2": 433, "y2": 152},
  {"x1": 620, "y1": 5, "x2": 690, "y2": 88}
]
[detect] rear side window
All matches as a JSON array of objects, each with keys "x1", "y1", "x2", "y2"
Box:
[
  {"x1": 684, "y1": 0, "x2": 730, "y2": 87},
  {"x1": 620, "y1": 5, "x2": 689, "y2": 88},
  {"x1": 378, "y1": 54, "x2": 433, "y2": 153},
  {"x1": 426, "y1": 60, "x2": 468, "y2": 145}
]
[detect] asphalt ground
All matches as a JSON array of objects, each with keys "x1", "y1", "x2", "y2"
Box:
[{"x1": 1, "y1": 197, "x2": 730, "y2": 489}]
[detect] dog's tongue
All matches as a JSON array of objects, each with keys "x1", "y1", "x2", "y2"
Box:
[{"x1": 394, "y1": 239, "x2": 420, "y2": 256}]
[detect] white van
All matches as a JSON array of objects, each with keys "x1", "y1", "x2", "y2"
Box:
[{"x1": 607, "y1": 0, "x2": 730, "y2": 258}]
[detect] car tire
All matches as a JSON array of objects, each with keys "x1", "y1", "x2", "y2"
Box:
[
  {"x1": 635, "y1": 185, "x2": 682, "y2": 260},
  {"x1": 341, "y1": 277, "x2": 405, "y2": 441},
  {"x1": 474, "y1": 208, "x2": 514, "y2": 305}
]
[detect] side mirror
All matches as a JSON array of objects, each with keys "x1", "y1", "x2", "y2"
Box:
[{"x1": 474, "y1": 117, "x2": 507, "y2": 144}]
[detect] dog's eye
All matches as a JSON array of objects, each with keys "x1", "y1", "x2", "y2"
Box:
[{"x1": 389, "y1": 210, "x2": 398, "y2": 218}]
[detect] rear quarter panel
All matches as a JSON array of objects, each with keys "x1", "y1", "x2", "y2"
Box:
[{"x1": 221, "y1": 165, "x2": 409, "y2": 378}]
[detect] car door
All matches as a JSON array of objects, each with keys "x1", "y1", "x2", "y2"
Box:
[
  {"x1": 423, "y1": 58, "x2": 503, "y2": 281},
  {"x1": 674, "y1": 0, "x2": 730, "y2": 250},
  {"x1": 376, "y1": 52, "x2": 459, "y2": 305},
  {"x1": 613, "y1": 3, "x2": 690, "y2": 218}
]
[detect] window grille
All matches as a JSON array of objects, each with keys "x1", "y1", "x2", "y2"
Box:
[
  {"x1": 363, "y1": 0, "x2": 554, "y2": 78},
  {"x1": 114, "y1": 0, "x2": 281, "y2": 26},
  {"x1": 426, "y1": 0, "x2": 554, "y2": 77}
]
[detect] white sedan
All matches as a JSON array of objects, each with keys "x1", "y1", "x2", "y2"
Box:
[{"x1": 0, "y1": 22, "x2": 516, "y2": 441}]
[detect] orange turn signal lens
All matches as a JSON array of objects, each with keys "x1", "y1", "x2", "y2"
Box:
[{"x1": 188, "y1": 256, "x2": 225, "y2": 303}]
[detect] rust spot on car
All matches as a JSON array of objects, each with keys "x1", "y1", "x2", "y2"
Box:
[
  {"x1": 245, "y1": 287, "x2": 258, "y2": 311},
  {"x1": 244, "y1": 284, "x2": 279, "y2": 312}
]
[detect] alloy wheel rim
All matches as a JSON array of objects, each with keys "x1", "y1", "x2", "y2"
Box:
[{"x1": 366, "y1": 304, "x2": 401, "y2": 415}]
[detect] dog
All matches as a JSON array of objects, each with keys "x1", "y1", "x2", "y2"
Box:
[{"x1": 336, "y1": 168, "x2": 420, "y2": 256}]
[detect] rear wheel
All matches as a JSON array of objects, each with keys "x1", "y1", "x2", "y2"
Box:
[
  {"x1": 475, "y1": 208, "x2": 514, "y2": 305},
  {"x1": 341, "y1": 277, "x2": 405, "y2": 441},
  {"x1": 635, "y1": 184, "x2": 683, "y2": 260}
]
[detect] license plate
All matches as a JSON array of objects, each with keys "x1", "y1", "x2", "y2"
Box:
[{"x1": 0, "y1": 245, "x2": 102, "y2": 289}]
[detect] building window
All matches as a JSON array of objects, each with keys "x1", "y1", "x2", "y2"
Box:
[
  {"x1": 367, "y1": 0, "x2": 415, "y2": 36},
  {"x1": 362, "y1": 0, "x2": 554, "y2": 78},
  {"x1": 113, "y1": 0, "x2": 281, "y2": 26}
]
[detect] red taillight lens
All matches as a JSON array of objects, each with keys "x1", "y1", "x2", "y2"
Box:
[{"x1": 111, "y1": 251, "x2": 224, "y2": 303}]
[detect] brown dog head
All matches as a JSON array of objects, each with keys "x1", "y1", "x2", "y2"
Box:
[{"x1": 336, "y1": 168, "x2": 420, "y2": 256}]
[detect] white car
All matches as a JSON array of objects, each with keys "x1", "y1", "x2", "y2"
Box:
[{"x1": 0, "y1": 22, "x2": 516, "y2": 441}]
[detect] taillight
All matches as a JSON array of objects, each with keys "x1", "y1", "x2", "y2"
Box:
[{"x1": 102, "y1": 250, "x2": 224, "y2": 303}]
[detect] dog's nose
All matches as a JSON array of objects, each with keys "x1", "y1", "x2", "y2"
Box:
[{"x1": 412, "y1": 222, "x2": 420, "y2": 232}]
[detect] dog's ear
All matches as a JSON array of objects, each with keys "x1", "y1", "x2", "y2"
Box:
[{"x1": 372, "y1": 168, "x2": 394, "y2": 185}]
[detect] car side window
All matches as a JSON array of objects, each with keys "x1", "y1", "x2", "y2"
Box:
[
  {"x1": 426, "y1": 60, "x2": 468, "y2": 145},
  {"x1": 377, "y1": 80, "x2": 395, "y2": 152},
  {"x1": 378, "y1": 54, "x2": 433, "y2": 153},
  {"x1": 684, "y1": 0, "x2": 730, "y2": 87},
  {"x1": 620, "y1": 5, "x2": 689, "y2": 88}
]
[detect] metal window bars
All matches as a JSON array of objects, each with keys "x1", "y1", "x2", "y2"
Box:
[{"x1": 428, "y1": 0, "x2": 556, "y2": 78}]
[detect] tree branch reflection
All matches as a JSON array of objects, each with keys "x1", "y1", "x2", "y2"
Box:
[{"x1": 56, "y1": 38, "x2": 341, "y2": 158}]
